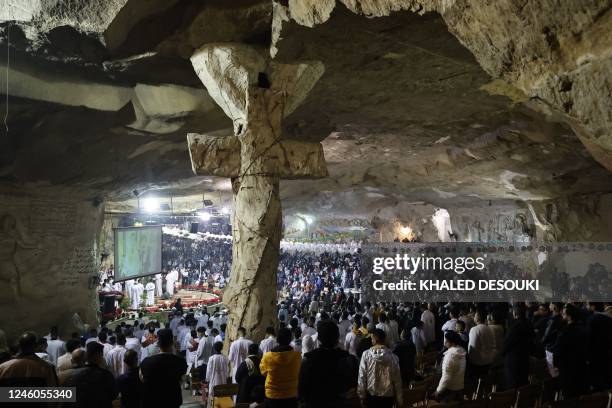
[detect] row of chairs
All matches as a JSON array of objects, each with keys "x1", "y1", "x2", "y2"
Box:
[{"x1": 406, "y1": 378, "x2": 611, "y2": 408}]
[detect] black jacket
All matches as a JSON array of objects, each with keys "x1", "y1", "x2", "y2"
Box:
[
  {"x1": 503, "y1": 318, "x2": 534, "y2": 389},
  {"x1": 393, "y1": 339, "x2": 416, "y2": 384},
  {"x1": 298, "y1": 347, "x2": 357, "y2": 408},
  {"x1": 234, "y1": 355, "x2": 264, "y2": 404},
  {"x1": 65, "y1": 363, "x2": 117, "y2": 408}
]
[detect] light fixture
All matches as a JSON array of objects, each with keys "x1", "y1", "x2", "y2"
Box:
[
  {"x1": 400, "y1": 226, "x2": 412, "y2": 235},
  {"x1": 304, "y1": 215, "x2": 314, "y2": 225},
  {"x1": 221, "y1": 206, "x2": 231, "y2": 215},
  {"x1": 142, "y1": 197, "x2": 159, "y2": 213},
  {"x1": 199, "y1": 212, "x2": 211, "y2": 221}
]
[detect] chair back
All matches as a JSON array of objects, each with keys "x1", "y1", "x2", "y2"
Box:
[{"x1": 212, "y1": 383, "x2": 239, "y2": 398}]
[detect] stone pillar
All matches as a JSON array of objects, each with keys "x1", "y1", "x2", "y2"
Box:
[
  {"x1": 188, "y1": 44, "x2": 327, "y2": 343},
  {"x1": 0, "y1": 186, "x2": 104, "y2": 341},
  {"x1": 223, "y1": 88, "x2": 284, "y2": 341}
]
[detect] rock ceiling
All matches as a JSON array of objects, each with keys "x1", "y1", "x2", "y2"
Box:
[{"x1": 1, "y1": 0, "x2": 611, "y2": 219}]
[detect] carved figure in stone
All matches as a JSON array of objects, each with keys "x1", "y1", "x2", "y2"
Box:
[{"x1": 0, "y1": 214, "x2": 39, "y2": 300}]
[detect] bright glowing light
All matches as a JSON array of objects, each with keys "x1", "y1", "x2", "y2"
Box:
[
  {"x1": 304, "y1": 216, "x2": 314, "y2": 225},
  {"x1": 399, "y1": 225, "x2": 417, "y2": 241},
  {"x1": 199, "y1": 212, "x2": 211, "y2": 221},
  {"x1": 142, "y1": 197, "x2": 159, "y2": 213},
  {"x1": 221, "y1": 206, "x2": 231, "y2": 215}
]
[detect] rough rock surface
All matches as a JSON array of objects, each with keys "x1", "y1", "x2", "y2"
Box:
[
  {"x1": 0, "y1": 186, "x2": 102, "y2": 341},
  {"x1": 0, "y1": 0, "x2": 610, "y2": 233},
  {"x1": 274, "y1": 0, "x2": 612, "y2": 170}
]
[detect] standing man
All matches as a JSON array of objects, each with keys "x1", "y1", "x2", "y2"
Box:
[
  {"x1": 140, "y1": 329, "x2": 187, "y2": 408},
  {"x1": 229, "y1": 327, "x2": 253, "y2": 380},
  {"x1": 420, "y1": 303, "x2": 435, "y2": 346},
  {"x1": 503, "y1": 304, "x2": 534, "y2": 390},
  {"x1": 154, "y1": 273, "x2": 163, "y2": 297},
  {"x1": 106, "y1": 333, "x2": 128, "y2": 377},
  {"x1": 145, "y1": 280, "x2": 155, "y2": 306},
  {"x1": 65, "y1": 342, "x2": 117, "y2": 407},
  {"x1": 259, "y1": 328, "x2": 301, "y2": 408},
  {"x1": 357, "y1": 329, "x2": 402, "y2": 408},
  {"x1": 259, "y1": 327, "x2": 278, "y2": 355},
  {"x1": 46, "y1": 326, "x2": 66, "y2": 367}
]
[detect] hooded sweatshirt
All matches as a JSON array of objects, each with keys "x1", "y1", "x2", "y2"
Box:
[
  {"x1": 437, "y1": 345, "x2": 466, "y2": 393},
  {"x1": 358, "y1": 345, "x2": 402, "y2": 405}
]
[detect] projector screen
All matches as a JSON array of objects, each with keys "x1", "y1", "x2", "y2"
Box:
[{"x1": 114, "y1": 226, "x2": 162, "y2": 282}]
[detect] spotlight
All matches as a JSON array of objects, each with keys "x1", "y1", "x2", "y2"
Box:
[
  {"x1": 304, "y1": 216, "x2": 314, "y2": 225},
  {"x1": 221, "y1": 206, "x2": 231, "y2": 215},
  {"x1": 199, "y1": 212, "x2": 211, "y2": 221},
  {"x1": 400, "y1": 226, "x2": 412, "y2": 235},
  {"x1": 142, "y1": 197, "x2": 159, "y2": 213}
]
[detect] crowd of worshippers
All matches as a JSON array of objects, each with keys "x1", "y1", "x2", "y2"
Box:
[
  {"x1": 1, "y1": 301, "x2": 611, "y2": 408},
  {"x1": 277, "y1": 250, "x2": 362, "y2": 300},
  {"x1": 162, "y1": 234, "x2": 232, "y2": 286}
]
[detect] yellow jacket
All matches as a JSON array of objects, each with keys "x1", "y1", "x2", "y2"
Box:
[{"x1": 259, "y1": 347, "x2": 301, "y2": 399}]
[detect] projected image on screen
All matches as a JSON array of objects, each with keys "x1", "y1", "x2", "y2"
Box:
[{"x1": 114, "y1": 226, "x2": 162, "y2": 281}]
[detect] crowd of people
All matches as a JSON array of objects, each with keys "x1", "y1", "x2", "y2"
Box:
[{"x1": 1, "y1": 300, "x2": 611, "y2": 407}]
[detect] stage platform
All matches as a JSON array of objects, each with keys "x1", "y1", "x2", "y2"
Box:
[{"x1": 148, "y1": 286, "x2": 223, "y2": 312}]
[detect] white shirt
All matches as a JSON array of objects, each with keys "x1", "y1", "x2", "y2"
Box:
[
  {"x1": 106, "y1": 345, "x2": 127, "y2": 377},
  {"x1": 345, "y1": 331, "x2": 361, "y2": 357},
  {"x1": 421, "y1": 310, "x2": 435, "y2": 345},
  {"x1": 46, "y1": 339, "x2": 66, "y2": 366},
  {"x1": 197, "y1": 335, "x2": 215, "y2": 366},
  {"x1": 125, "y1": 337, "x2": 141, "y2": 360},
  {"x1": 229, "y1": 337, "x2": 253, "y2": 379},
  {"x1": 437, "y1": 346, "x2": 466, "y2": 392},
  {"x1": 301, "y1": 326, "x2": 316, "y2": 339},
  {"x1": 259, "y1": 336, "x2": 278, "y2": 354},
  {"x1": 206, "y1": 354, "x2": 229, "y2": 398},
  {"x1": 441, "y1": 318, "x2": 457, "y2": 334},
  {"x1": 468, "y1": 324, "x2": 495, "y2": 366}
]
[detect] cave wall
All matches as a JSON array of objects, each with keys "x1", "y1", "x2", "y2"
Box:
[
  {"x1": 0, "y1": 186, "x2": 104, "y2": 341},
  {"x1": 528, "y1": 193, "x2": 612, "y2": 242}
]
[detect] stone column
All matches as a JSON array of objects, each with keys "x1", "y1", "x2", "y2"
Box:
[{"x1": 188, "y1": 44, "x2": 327, "y2": 342}]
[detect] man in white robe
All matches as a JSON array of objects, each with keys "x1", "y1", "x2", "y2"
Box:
[
  {"x1": 154, "y1": 273, "x2": 163, "y2": 297},
  {"x1": 228, "y1": 327, "x2": 253, "y2": 380},
  {"x1": 145, "y1": 280, "x2": 155, "y2": 306},
  {"x1": 130, "y1": 280, "x2": 144, "y2": 310},
  {"x1": 166, "y1": 270, "x2": 177, "y2": 296},
  {"x1": 125, "y1": 279, "x2": 134, "y2": 303},
  {"x1": 206, "y1": 342, "x2": 229, "y2": 406}
]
